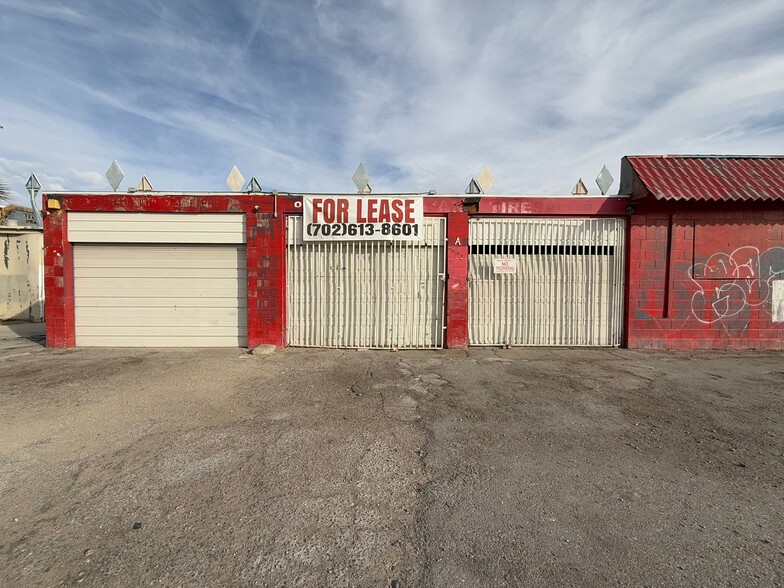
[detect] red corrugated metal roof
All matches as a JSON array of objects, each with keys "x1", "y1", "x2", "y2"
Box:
[{"x1": 626, "y1": 155, "x2": 784, "y2": 202}]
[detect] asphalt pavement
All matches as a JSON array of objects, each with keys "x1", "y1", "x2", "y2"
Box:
[{"x1": 1, "y1": 343, "x2": 782, "y2": 587}]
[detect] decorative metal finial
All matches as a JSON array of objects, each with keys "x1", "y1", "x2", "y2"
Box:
[
  {"x1": 247, "y1": 177, "x2": 262, "y2": 193},
  {"x1": 476, "y1": 164, "x2": 494, "y2": 194},
  {"x1": 465, "y1": 178, "x2": 482, "y2": 194},
  {"x1": 571, "y1": 178, "x2": 588, "y2": 196},
  {"x1": 595, "y1": 166, "x2": 614, "y2": 195},
  {"x1": 465, "y1": 164, "x2": 494, "y2": 194},
  {"x1": 352, "y1": 163, "x2": 371, "y2": 194},
  {"x1": 135, "y1": 176, "x2": 153, "y2": 192},
  {"x1": 226, "y1": 166, "x2": 245, "y2": 192},
  {"x1": 25, "y1": 173, "x2": 43, "y2": 227},
  {"x1": 105, "y1": 161, "x2": 124, "y2": 191}
]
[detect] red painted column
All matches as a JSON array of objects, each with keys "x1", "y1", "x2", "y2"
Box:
[
  {"x1": 246, "y1": 212, "x2": 263, "y2": 348},
  {"x1": 43, "y1": 206, "x2": 75, "y2": 348},
  {"x1": 247, "y1": 212, "x2": 287, "y2": 348},
  {"x1": 445, "y1": 212, "x2": 469, "y2": 349}
]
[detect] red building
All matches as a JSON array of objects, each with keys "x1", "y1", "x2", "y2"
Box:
[
  {"x1": 622, "y1": 155, "x2": 784, "y2": 349},
  {"x1": 43, "y1": 155, "x2": 784, "y2": 350}
]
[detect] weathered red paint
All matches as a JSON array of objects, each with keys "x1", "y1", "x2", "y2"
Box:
[
  {"x1": 622, "y1": 156, "x2": 784, "y2": 350},
  {"x1": 42, "y1": 206, "x2": 76, "y2": 348},
  {"x1": 45, "y1": 194, "x2": 282, "y2": 349},
  {"x1": 247, "y1": 212, "x2": 288, "y2": 348},
  {"x1": 43, "y1": 173, "x2": 784, "y2": 352},
  {"x1": 625, "y1": 200, "x2": 784, "y2": 350},
  {"x1": 478, "y1": 196, "x2": 628, "y2": 216},
  {"x1": 43, "y1": 209, "x2": 69, "y2": 347},
  {"x1": 445, "y1": 212, "x2": 469, "y2": 349},
  {"x1": 43, "y1": 192, "x2": 627, "y2": 349}
]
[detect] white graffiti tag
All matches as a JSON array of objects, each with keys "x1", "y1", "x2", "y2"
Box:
[{"x1": 686, "y1": 246, "x2": 784, "y2": 334}]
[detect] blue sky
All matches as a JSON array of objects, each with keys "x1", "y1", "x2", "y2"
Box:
[{"x1": 1, "y1": 0, "x2": 784, "y2": 205}]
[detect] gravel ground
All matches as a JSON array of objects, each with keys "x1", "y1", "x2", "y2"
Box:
[{"x1": 0, "y1": 346, "x2": 782, "y2": 587}]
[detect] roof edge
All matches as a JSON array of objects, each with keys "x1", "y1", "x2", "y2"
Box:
[
  {"x1": 626, "y1": 154, "x2": 784, "y2": 160},
  {"x1": 623, "y1": 154, "x2": 784, "y2": 203}
]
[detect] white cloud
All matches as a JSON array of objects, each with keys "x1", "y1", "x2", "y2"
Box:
[{"x1": 1, "y1": 0, "x2": 782, "y2": 202}]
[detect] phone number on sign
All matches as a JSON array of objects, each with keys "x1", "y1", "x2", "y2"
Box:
[{"x1": 306, "y1": 223, "x2": 420, "y2": 237}]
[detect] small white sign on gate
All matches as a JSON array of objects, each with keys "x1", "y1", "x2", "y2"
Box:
[{"x1": 493, "y1": 258, "x2": 517, "y2": 274}]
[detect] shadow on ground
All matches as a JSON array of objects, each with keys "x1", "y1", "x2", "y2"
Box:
[{"x1": 0, "y1": 320, "x2": 45, "y2": 341}]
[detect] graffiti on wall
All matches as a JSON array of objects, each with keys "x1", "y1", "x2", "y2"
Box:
[{"x1": 685, "y1": 246, "x2": 784, "y2": 336}]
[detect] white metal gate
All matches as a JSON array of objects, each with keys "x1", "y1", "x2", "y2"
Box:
[
  {"x1": 469, "y1": 218, "x2": 625, "y2": 346},
  {"x1": 286, "y1": 216, "x2": 447, "y2": 348}
]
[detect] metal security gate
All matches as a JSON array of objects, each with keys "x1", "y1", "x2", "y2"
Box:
[
  {"x1": 469, "y1": 218, "x2": 625, "y2": 346},
  {"x1": 287, "y1": 216, "x2": 447, "y2": 348}
]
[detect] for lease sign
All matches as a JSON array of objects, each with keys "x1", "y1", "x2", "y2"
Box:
[{"x1": 303, "y1": 196, "x2": 423, "y2": 241}]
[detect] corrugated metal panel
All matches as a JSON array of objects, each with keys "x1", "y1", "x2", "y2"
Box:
[
  {"x1": 627, "y1": 155, "x2": 784, "y2": 202},
  {"x1": 286, "y1": 216, "x2": 446, "y2": 348},
  {"x1": 469, "y1": 218, "x2": 625, "y2": 346},
  {"x1": 74, "y1": 244, "x2": 247, "y2": 347},
  {"x1": 68, "y1": 212, "x2": 246, "y2": 243}
]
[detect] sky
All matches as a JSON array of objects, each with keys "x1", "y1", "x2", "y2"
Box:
[{"x1": 1, "y1": 0, "x2": 784, "y2": 206}]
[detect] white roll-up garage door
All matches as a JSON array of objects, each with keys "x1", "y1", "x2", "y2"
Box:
[
  {"x1": 70, "y1": 213, "x2": 247, "y2": 347},
  {"x1": 469, "y1": 218, "x2": 625, "y2": 346}
]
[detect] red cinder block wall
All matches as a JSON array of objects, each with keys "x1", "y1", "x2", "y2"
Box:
[
  {"x1": 43, "y1": 206, "x2": 75, "y2": 348},
  {"x1": 43, "y1": 193, "x2": 290, "y2": 349},
  {"x1": 445, "y1": 212, "x2": 469, "y2": 349},
  {"x1": 246, "y1": 211, "x2": 287, "y2": 348},
  {"x1": 626, "y1": 200, "x2": 784, "y2": 349}
]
